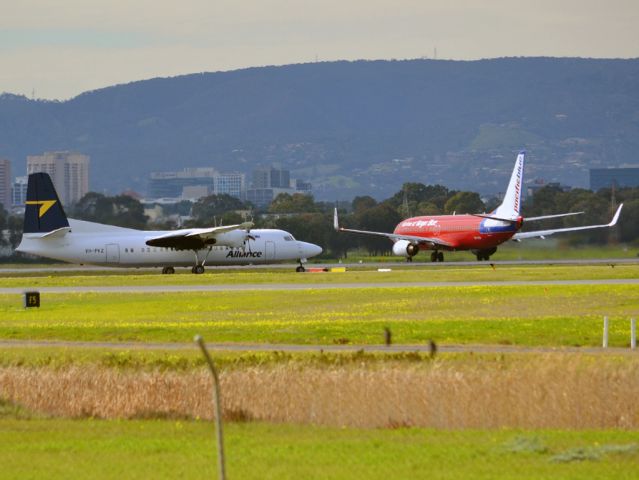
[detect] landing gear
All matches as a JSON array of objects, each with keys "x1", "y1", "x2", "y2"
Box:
[
  {"x1": 162, "y1": 266, "x2": 175, "y2": 274},
  {"x1": 191, "y1": 248, "x2": 212, "y2": 274},
  {"x1": 406, "y1": 256, "x2": 413, "y2": 263},
  {"x1": 473, "y1": 247, "x2": 497, "y2": 262},
  {"x1": 296, "y1": 259, "x2": 306, "y2": 273},
  {"x1": 430, "y1": 251, "x2": 444, "y2": 262},
  {"x1": 192, "y1": 265, "x2": 205, "y2": 274}
]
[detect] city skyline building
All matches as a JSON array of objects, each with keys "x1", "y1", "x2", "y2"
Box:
[
  {"x1": 11, "y1": 176, "x2": 28, "y2": 208},
  {"x1": 0, "y1": 158, "x2": 11, "y2": 210},
  {"x1": 148, "y1": 167, "x2": 245, "y2": 200},
  {"x1": 246, "y1": 165, "x2": 312, "y2": 208},
  {"x1": 26, "y1": 151, "x2": 90, "y2": 206}
]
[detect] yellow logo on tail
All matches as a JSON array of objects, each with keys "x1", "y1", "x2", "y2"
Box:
[{"x1": 26, "y1": 200, "x2": 57, "y2": 218}]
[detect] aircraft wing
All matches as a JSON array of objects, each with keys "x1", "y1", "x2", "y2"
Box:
[
  {"x1": 146, "y1": 222, "x2": 253, "y2": 249},
  {"x1": 512, "y1": 205, "x2": 622, "y2": 240},
  {"x1": 333, "y1": 209, "x2": 453, "y2": 248}
]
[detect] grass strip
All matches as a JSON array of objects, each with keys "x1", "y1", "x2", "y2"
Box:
[
  {"x1": 1, "y1": 284, "x2": 637, "y2": 346},
  {"x1": 0, "y1": 418, "x2": 637, "y2": 479}
]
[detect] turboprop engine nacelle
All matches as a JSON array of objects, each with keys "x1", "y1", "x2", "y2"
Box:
[
  {"x1": 213, "y1": 229, "x2": 251, "y2": 248},
  {"x1": 392, "y1": 239, "x2": 419, "y2": 257}
]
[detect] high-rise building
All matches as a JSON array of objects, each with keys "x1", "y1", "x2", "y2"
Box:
[
  {"x1": 12, "y1": 176, "x2": 28, "y2": 208},
  {"x1": 148, "y1": 168, "x2": 217, "y2": 199},
  {"x1": 252, "y1": 166, "x2": 291, "y2": 189},
  {"x1": 26, "y1": 151, "x2": 90, "y2": 205},
  {"x1": 247, "y1": 165, "x2": 311, "y2": 208},
  {"x1": 0, "y1": 158, "x2": 11, "y2": 210},
  {"x1": 590, "y1": 168, "x2": 639, "y2": 191},
  {"x1": 214, "y1": 172, "x2": 245, "y2": 198},
  {"x1": 148, "y1": 168, "x2": 246, "y2": 200},
  {"x1": 252, "y1": 168, "x2": 271, "y2": 189}
]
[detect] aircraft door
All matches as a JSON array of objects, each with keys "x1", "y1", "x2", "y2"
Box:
[
  {"x1": 265, "y1": 241, "x2": 275, "y2": 260},
  {"x1": 105, "y1": 243, "x2": 120, "y2": 263}
]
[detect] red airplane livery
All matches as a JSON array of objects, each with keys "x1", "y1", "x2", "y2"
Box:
[{"x1": 334, "y1": 151, "x2": 623, "y2": 262}]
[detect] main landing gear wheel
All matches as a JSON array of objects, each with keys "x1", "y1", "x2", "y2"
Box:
[
  {"x1": 431, "y1": 252, "x2": 444, "y2": 262},
  {"x1": 162, "y1": 267, "x2": 175, "y2": 274},
  {"x1": 192, "y1": 265, "x2": 205, "y2": 274}
]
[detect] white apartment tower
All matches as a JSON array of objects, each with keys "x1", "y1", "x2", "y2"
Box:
[
  {"x1": 0, "y1": 158, "x2": 11, "y2": 210},
  {"x1": 27, "y1": 151, "x2": 90, "y2": 205}
]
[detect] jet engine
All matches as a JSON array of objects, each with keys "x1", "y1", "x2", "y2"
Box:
[
  {"x1": 392, "y1": 239, "x2": 419, "y2": 258},
  {"x1": 214, "y1": 229, "x2": 251, "y2": 248}
]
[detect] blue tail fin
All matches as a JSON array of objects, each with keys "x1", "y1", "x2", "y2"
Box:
[{"x1": 23, "y1": 173, "x2": 70, "y2": 234}]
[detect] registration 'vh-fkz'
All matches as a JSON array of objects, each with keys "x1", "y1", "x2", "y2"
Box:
[
  {"x1": 335, "y1": 151, "x2": 622, "y2": 262},
  {"x1": 17, "y1": 173, "x2": 322, "y2": 273}
]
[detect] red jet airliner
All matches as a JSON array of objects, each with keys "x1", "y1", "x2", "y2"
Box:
[{"x1": 334, "y1": 151, "x2": 623, "y2": 262}]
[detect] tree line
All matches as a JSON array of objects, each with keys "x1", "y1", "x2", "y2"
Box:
[{"x1": 1, "y1": 182, "x2": 637, "y2": 259}]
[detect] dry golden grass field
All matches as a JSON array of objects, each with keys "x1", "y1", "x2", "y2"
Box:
[{"x1": 2, "y1": 354, "x2": 638, "y2": 430}]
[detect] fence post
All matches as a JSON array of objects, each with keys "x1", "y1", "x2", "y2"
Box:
[
  {"x1": 384, "y1": 327, "x2": 392, "y2": 347},
  {"x1": 631, "y1": 318, "x2": 636, "y2": 350},
  {"x1": 602, "y1": 316, "x2": 609, "y2": 348},
  {"x1": 194, "y1": 335, "x2": 226, "y2": 480}
]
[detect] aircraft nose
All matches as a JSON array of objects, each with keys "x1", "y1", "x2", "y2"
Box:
[{"x1": 300, "y1": 242, "x2": 322, "y2": 258}]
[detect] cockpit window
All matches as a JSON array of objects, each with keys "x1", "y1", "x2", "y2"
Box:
[{"x1": 283, "y1": 235, "x2": 295, "y2": 241}]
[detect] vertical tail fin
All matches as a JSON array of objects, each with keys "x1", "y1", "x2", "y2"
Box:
[
  {"x1": 23, "y1": 173, "x2": 70, "y2": 234},
  {"x1": 494, "y1": 151, "x2": 525, "y2": 220}
]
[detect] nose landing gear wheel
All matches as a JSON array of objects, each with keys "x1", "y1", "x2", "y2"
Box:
[{"x1": 296, "y1": 265, "x2": 306, "y2": 273}]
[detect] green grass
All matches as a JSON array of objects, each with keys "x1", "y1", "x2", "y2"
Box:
[
  {"x1": 1, "y1": 418, "x2": 637, "y2": 479},
  {"x1": 1, "y1": 284, "x2": 637, "y2": 346},
  {"x1": 1, "y1": 264, "x2": 638, "y2": 287}
]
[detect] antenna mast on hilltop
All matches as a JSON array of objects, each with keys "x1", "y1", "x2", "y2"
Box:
[{"x1": 402, "y1": 189, "x2": 411, "y2": 219}]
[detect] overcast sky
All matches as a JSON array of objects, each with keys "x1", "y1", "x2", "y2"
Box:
[{"x1": 1, "y1": 0, "x2": 637, "y2": 100}]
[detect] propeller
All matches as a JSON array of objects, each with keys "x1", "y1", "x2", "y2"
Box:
[{"x1": 243, "y1": 221, "x2": 256, "y2": 254}]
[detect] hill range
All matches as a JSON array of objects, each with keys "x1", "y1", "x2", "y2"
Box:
[{"x1": 1, "y1": 57, "x2": 638, "y2": 200}]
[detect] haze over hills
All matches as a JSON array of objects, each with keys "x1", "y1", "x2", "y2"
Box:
[{"x1": 1, "y1": 57, "x2": 638, "y2": 200}]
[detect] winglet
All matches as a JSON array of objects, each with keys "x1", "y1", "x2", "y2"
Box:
[
  {"x1": 609, "y1": 204, "x2": 623, "y2": 227},
  {"x1": 333, "y1": 208, "x2": 340, "y2": 231}
]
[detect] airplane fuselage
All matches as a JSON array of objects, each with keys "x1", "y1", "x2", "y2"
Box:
[
  {"x1": 394, "y1": 214, "x2": 523, "y2": 251},
  {"x1": 18, "y1": 220, "x2": 320, "y2": 268}
]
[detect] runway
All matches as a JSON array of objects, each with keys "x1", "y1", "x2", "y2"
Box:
[
  {"x1": 0, "y1": 278, "x2": 637, "y2": 294},
  {"x1": 1, "y1": 257, "x2": 638, "y2": 274},
  {"x1": 1, "y1": 339, "x2": 635, "y2": 356}
]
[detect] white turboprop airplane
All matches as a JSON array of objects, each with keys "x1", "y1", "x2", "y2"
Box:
[{"x1": 16, "y1": 173, "x2": 322, "y2": 273}]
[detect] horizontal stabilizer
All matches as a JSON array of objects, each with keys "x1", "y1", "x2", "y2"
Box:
[
  {"x1": 23, "y1": 227, "x2": 71, "y2": 239},
  {"x1": 525, "y1": 211, "x2": 584, "y2": 222},
  {"x1": 472, "y1": 213, "x2": 518, "y2": 223}
]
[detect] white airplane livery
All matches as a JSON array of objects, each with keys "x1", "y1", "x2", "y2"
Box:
[{"x1": 17, "y1": 173, "x2": 322, "y2": 273}]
